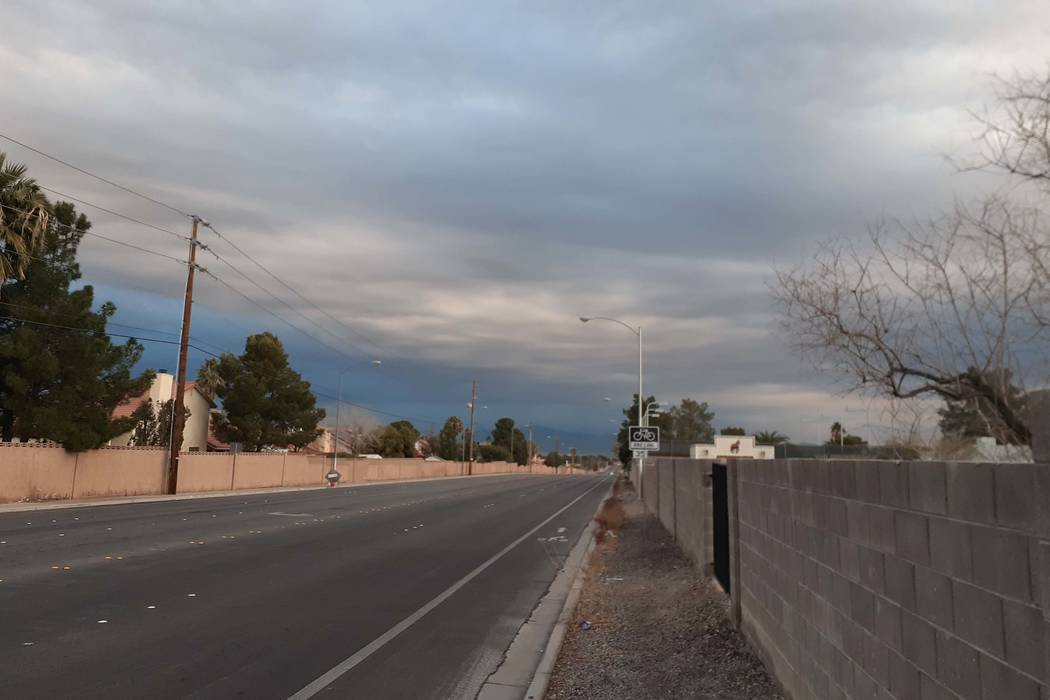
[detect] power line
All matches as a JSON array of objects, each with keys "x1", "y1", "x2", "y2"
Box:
[
  {"x1": 37, "y1": 186, "x2": 188, "y2": 241},
  {"x1": 0, "y1": 132, "x2": 190, "y2": 218},
  {"x1": 1, "y1": 133, "x2": 391, "y2": 361},
  {"x1": 0, "y1": 301, "x2": 227, "y2": 355},
  {"x1": 198, "y1": 267, "x2": 365, "y2": 364},
  {"x1": 199, "y1": 244, "x2": 377, "y2": 359},
  {"x1": 0, "y1": 313, "x2": 221, "y2": 357},
  {"x1": 202, "y1": 221, "x2": 389, "y2": 357},
  {"x1": 0, "y1": 202, "x2": 186, "y2": 264}
]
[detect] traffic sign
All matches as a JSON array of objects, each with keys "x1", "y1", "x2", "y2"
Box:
[
  {"x1": 632, "y1": 449, "x2": 648, "y2": 459},
  {"x1": 629, "y1": 425, "x2": 659, "y2": 451}
]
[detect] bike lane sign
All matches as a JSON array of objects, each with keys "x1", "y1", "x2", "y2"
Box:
[{"x1": 629, "y1": 426, "x2": 659, "y2": 451}]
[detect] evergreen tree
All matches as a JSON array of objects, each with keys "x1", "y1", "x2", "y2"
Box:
[
  {"x1": 211, "y1": 333, "x2": 325, "y2": 451},
  {"x1": 436, "y1": 416, "x2": 464, "y2": 460},
  {"x1": 378, "y1": 420, "x2": 419, "y2": 457},
  {"x1": 0, "y1": 200, "x2": 153, "y2": 450},
  {"x1": 128, "y1": 399, "x2": 184, "y2": 447}
]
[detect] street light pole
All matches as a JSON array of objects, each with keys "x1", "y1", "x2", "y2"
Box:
[
  {"x1": 579, "y1": 316, "x2": 645, "y2": 488},
  {"x1": 332, "y1": 360, "x2": 381, "y2": 481}
]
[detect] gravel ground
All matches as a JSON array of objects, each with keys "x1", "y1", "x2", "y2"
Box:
[{"x1": 546, "y1": 482, "x2": 784, "y2": 700}]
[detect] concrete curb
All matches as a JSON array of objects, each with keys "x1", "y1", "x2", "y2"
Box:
[
  {"x1": 477, "y1": 482, "x2": 612, "y2": 700},
  {"x1": 0, "y1": 472, "x2": 546, "y2": 513}
]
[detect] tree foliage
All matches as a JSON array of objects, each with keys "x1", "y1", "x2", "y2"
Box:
[
  {"x1": 211, "y1": 333, "x2": 325, "y2": 451},
  {"x1": 937, "y1": 368, "x2": 1026, "y2": 444},
  {"x1": 772, "y1": 71, "x2": 1050, "y2": 446},
  {"x1": 720, "y1": 426, "x2": 746, "y2": 436},
  {"x1": 489, "y1": 417, "x2": 529, "y2": 465},
  {"x1": 0, "y1": 152, "x2": 51, "y2": 281},
  {"x1": 436, "y1": 415, "x2": 464, "y2": 460},
  {"x1": 754, "y1": 430, "x2": 790, "y2": 445},
  {"x1": 378, "y1": 420, "x2": 419, "y2": 457},
  {"x1": 0, "y1": 199, "x2": 153, "y2": 450},
  {"x1": 477, "y1": 443, "x2": 510, "y2": 462},
  {"x1": 128, "y1": 399, "x2": 184, "y2": 447},
  {"x1": 544, "y1": 451, "x2": 565, "y2": 467},
  {"x1": 667, "y1": 399, "x2": 715, "y2": 442},
  {"x1": 826, "y1": 421, "x2": 865, "y2": 447}
]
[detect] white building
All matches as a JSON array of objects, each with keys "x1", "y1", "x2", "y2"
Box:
[
  {"x1": 690, "y1": 435, "x2": 774, "y2": 460},
  {"x1": 110, "y1": 373, "x2": 215, "y2": 452}
]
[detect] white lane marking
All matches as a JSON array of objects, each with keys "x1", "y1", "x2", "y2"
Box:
[
  {"x1": 97, "y1": 620, "x2": 108, "y2": 624},
  {"x1": 147, "y1": 605, "x2": 156, "y2": 609},
  {"x1": 557, "y1": 527, "x2": 566, "y2": 534},
  {"x1": 289, "y1": 475, "x2": 608, "y2": 699}
]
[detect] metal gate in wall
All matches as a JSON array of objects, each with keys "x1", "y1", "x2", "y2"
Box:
[{"x1": 712, "y1": 462, "x2": 730, "y2": 592}]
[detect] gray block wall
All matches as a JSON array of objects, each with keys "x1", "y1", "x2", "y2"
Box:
[
  {"x1": 734, "y1": 459, "x2": 1049, "y2": 700},
  {"x1": 658, "y1": 458, "x2": 677, "y2": 537},
  {"x1": 649, "y1": 458, "x2": 712, "y2": 571}
]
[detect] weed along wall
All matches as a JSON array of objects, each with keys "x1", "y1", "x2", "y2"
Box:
[
  {"x1": 637, "y1": 456, "x2": 1050, "y2": 700},
  {"x1": 0, "y1": 443, "x2": 590, "y2": 503}
]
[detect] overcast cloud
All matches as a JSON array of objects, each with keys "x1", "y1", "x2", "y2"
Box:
[{"x1": 3, "y1": 1, "x2": 1049, "y2": 449}]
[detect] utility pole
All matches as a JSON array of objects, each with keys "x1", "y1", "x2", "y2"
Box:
[
  {"x1": 467, "y1": 380, "x2": 477, "y2": 475},
  {"x1": 167, "y1": 215, "x2": 204, "y2": 495},
  {"x1": 527, "y1": 424, "x2": 533, "y2": 466}
]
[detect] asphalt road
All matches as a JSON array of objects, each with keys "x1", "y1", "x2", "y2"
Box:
[{"x1": 0, "y1": 472, "x2": 610, "y2": 699}]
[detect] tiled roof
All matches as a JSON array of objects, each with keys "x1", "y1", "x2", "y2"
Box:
[{"x1": 111, "y1": 389, "x2": 151, "y2": 420}]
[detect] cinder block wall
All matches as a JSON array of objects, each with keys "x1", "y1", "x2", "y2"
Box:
[
  {"x1": 649, "y1": 458, "x2": 712, "y2": 571},
  {"x1": 735, "y1": 459, "x2": 1049, "y2": 700}
]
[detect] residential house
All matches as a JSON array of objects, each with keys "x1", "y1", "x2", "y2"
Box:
[
  {"x1": 110, "y1": 372, "x2": 215, "y2": 452},
  {"x1": 690, "y1": 435, "x2": 774, "y2": 460}
]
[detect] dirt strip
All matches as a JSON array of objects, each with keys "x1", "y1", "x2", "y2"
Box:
[{"x1": 546, "y1": 481, "x2": 784, "y2": 700}]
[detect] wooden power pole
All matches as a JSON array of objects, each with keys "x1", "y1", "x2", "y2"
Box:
[
  {"x1": 167, "y1": 215, "x2": 202, "y2": 495},
  {"x1": 466, "y1": 380, "x2": 477, "y2": 475}
]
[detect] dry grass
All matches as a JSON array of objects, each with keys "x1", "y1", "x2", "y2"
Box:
[{"x1": 593, "y1": 492, "x2": 627, "y2": 544}]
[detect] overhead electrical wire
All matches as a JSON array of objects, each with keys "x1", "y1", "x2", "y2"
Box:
[
  {"x1": 0, "y1": 134, "x2": 460, "y2": 422},
  {"x1": 201, "y1": 221, "x2": 390, "y2": 357},
  {"x1": 0, "y1": 134, "x2": 391, "y2": 360},
  {"x1": 0, "y1": 131, "x2": 191, "y2": 218},
  {"x1": 0, "y1": 314, "x2": 221, "y2": 357},
  {"x1": 0, "y1": 202, "x2": 187, "y2": 264},
  {"x1": 199, "y1": 244, "x2": 377, "y2": 359},
  {"x1": 36, "y1": 186, "x2": 189, "y2": 241}
]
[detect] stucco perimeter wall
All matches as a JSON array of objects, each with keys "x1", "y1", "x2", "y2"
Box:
[
  {"x1": 0, "y1": 445, "x2": 591, "y2": 503},
  {"x1": 231, "y1": 454, "x2": 285, "y2": 490},
  {"x1": 281, "y1": 454, "x2": 327, "y2": 487},
  {"x1": 734, "y1": 459, "x2": 1050, "y2": 700},
  {"x1": 73, "y1": 448, "x2": 167, "y2": 498},
  {"x1": 0, "y1": 444, "x2": 76, "y2": 502},
  {"x1": 178, "y1": 453, "x2": 235, "y2": 492}
]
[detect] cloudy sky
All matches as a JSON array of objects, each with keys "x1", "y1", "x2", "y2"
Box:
[{"x1": 3, "y1": 1, "x2": 1048, "y2": 450}]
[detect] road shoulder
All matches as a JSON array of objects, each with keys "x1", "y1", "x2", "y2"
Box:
[{"x1": 476, "y1": 480, "x2": 613, "y2": 700}]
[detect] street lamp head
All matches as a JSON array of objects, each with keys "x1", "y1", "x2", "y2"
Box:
[
  {"x1": 603, "y1": 397, "x2": 611, "y2": 402},
  {"x1": 370, "y1": 360, "x2": 382, "y2": 366},
  {"x1": 579, "y1": 317, "x2": 591, "y2": 323}
]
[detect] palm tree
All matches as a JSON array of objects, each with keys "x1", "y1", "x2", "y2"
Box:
[
  {"x1": 0, "y1": 152, "x2": 51, "y2": 284},
  {"x1": 755, "y1": 430, "x2": 790, "y2": 445}
]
